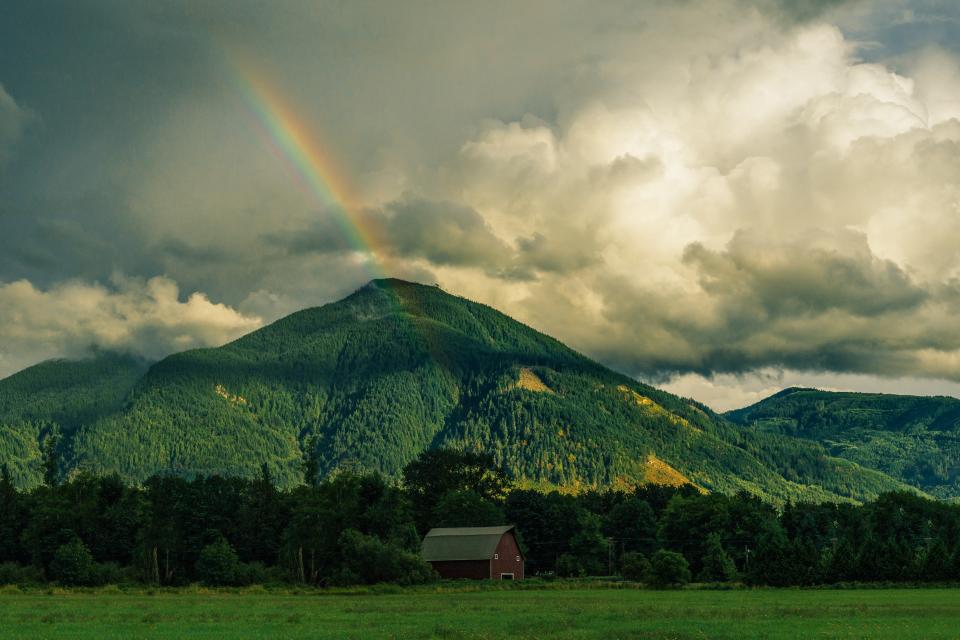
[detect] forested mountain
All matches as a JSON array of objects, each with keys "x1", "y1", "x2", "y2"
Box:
[
  {"x1": 726, "y1": 388, "x2": 960, "y2": 499},
  {"x1": 0, "y1": 352, "x2": 149, "y2": 487},
  {"x1": 0, "y1": 280, "x2": 919, "y2": 502}
]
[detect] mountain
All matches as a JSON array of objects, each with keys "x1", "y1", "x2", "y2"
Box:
[
  {"x1": 0, "y1": 352, "x2": 150, "y2": 487},
  {"x1": 0, "y1": 279, "x2": 919, "y2": 503},
  {"x1": 726, "y1": 387, "x2": 960, "y2": 499}
]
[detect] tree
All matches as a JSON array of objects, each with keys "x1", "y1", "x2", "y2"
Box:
[
  {"x1": 921, "y1": 537, "x2": 952, "y2": 582},
  {"x1": 237, "y1": 463, "x2": 286, "y2": 564},
  {"x1": 569, "y1": 511, "x2": 610, "y2": 576},
  {"x1": 0, "y1": 465, "x2": 24, "y2": 563},
  {"x1": 42, "y1": 432, "x2": 60, "y2": 488},
  {"x1": 745, "y1": 522, "x2": 793, "y2": 586},
  {"x1": 619, "y1": 552, "x2": 651, "y2": 582},
  {"x1": 196, "y1": 535, "x2": 241, "y2": 586},
  {"x1": 301, "y1": 436, "x2": 320, "y2": 488},
  {"x1": 697, "y1": 533, "x2": 738, "y2": 582},
  {"x1": 402, "y1": 449, "x2": 509, "y2": 532},
  {"x1": 49, "y1": 536, "x2": 95, "y2": 586},
  {"x1": 432, "y1": 490, "x2": 505, "y2": 528},
  {"x1": 604, "y1": 497, "x2": 657, "y2": 556},
  {"x1": 657, "y1": 494, "x2": 732, "y2": 576},
  {"x1": 648, "y1": 550, "x2": 690, "y2": 588}
]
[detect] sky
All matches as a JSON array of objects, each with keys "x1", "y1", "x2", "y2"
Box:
[{"x1": 2, "y1": 0, "x2": 960, "y2": 410}]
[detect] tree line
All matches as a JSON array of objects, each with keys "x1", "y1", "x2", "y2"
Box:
[{"x1": 2, "y1": 448, "x2": 960, "y2": 587}]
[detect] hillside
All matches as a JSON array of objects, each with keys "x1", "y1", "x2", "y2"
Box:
[
  {"x1": 0, "y1": 352, "x2": 150, "y2": 486},
  {"x1": 0, "y1": 280, "x2": 919, "y2": 502},
  {"x1": 726, "y1": 388, "x2": 960, "y2": 499}
]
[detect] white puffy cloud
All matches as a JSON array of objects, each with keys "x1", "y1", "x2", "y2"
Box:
[
  {"x1": 0, "y1": 276, "x2": 262, "y2": 377},
  {"x1": 393, "y1": 15, "x2": 960, "y2": 395}
]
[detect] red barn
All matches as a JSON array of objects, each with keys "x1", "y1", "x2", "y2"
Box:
[{"x1": 421, "y1": 525, "x2": 525, "y2": 580}]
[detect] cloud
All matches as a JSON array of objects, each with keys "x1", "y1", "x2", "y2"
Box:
[
  {"x1": 3, "y1": 1, "x2": 960, "y2": 396},
  {"x1": 0, "y1": 83, "x2": 30, "y2": 163},
  {"x1": 0, "y1": 276, "x2": 262, "y2": 377},
  {"x1": 422, "y1": 16, "x2": 960, "y2": 386},
  {"x1": 662, "y1": 369, "x2": 960, "y2": 412}
]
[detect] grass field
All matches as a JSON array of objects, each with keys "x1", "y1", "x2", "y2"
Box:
[{"x1": 1, "y1": 586, "x2": 957, "y2": 639}]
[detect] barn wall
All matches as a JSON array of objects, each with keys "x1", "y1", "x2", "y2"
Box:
[
  {"x1": 429, "y1": 560, "x2": 490, "y2": 580},
  {"x1": 490, "y1": 532, "x2": 524, "y2": 580}
]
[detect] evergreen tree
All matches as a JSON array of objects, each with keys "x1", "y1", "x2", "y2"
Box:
[
  {"x1": 301, "y1": 436, "x2": 320, "y2": 488},
  {"x1": 0, "y1": 465, "x2": 23, "y2": 563},
  {"x1": 42, "y1": 433, "x2": 60, "y2": 488},
  {"x1": 196, "y1": 535, "x2": 241, "y2": 586},
  {"x1": 49, "y1": 536, "x2": 94, "y2": 586},
  {"x1": 697, "y1": 533, "x2": 738, "y2": 582},
  {"x1": 745, "y1": 522, "x2": 792, "y2": 586}
]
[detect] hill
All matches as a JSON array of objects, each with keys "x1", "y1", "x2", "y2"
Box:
[
  {"x1": 0, "y1": 280, "x2": 919, "y2": 502},
  {"x1": 726, "y1": 387, "x2": 960, "y2": 499},
  {"x1": 0, "y1": 352, "x2": 150, "y2": 486}
]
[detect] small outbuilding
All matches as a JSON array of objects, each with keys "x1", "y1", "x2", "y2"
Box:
[{"x1": 421, "y1": 525, "x2": 525, "y2": 580}]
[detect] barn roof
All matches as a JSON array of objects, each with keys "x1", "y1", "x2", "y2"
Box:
[{"x1": 421, "y1": 525, "x2": 517, "y2": 562}]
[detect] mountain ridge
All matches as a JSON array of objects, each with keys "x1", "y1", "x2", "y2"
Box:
[
  {"x1": 726, "y1": 387, "x2": 960, "y2": 498},
  {"x1": 0, "y1": 279, "x2": 924, "y2": 502}
]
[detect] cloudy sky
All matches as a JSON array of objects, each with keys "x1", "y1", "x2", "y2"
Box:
[{"x1": 2, "y1": 0, "x2": 960, "y2": 410}]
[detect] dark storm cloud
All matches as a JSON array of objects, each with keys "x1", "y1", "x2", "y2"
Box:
[
  {"x1": 580, "y1": 229, "x2": 956, "y2": 381},
  {"x1": 265, "y1": 195, "x2": 518, "y2": 275},
  {"x1": 682, "y1": 230, "x2": 928, "y2": 317},
  {"x1": 2, "y1": 0, "x2": 960, "y2": 394},
  {"x1": 378, "y1": 196, "x2": 514, "y2": 269}
]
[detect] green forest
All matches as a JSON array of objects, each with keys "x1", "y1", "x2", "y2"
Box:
[
  {"x1": 727, "y1": 388, "x2": 960, "y2": 499},
  {"x1": 2, "y1": 448, "x2": 960, "y2": 588},
  {"x1": 0, "y1": 280, "x2": 937, "y2": 504}
]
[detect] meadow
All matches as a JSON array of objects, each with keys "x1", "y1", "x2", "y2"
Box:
[{"x1": 0, "y1": 585, "x2": 956, "y2": 639}]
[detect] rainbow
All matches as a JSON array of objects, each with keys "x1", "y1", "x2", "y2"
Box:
[{"x1": 226, "y1": 54, "x2": 388, "y2": 278}]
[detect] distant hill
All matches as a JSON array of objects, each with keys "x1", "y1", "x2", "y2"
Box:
[
  {"x1": 726, "y1": 387, "x2": 960, "y2": 499},
  {"x1": 0, "y1": 280, "x2": 919, "y2": 503}
]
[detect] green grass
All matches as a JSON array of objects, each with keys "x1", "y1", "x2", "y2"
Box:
[{"x1": 1, "y1": 586, "x2": 958, "y2": 639}]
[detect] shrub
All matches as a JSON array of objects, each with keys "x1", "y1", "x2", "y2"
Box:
[
  {"x1": 49, "y1": 538, "x2": 95, "y2": 586},
  {"x1": 335, "y1": 529, "x2": 436, "y2": 586},
  {"x1": 555, "y1": 553, "x2": 583, "y2": 578},
  {"x1": 619, "y1": 552, "x2": 651, "y2": 582},
  {"x1": 196, "y1": 536, "x2": 241, "y2": 586},
  {"x1": 0, "y1": 562, "x2": 43, "y2": 585},
  {"x1": 91, "y1": 561, "x2": 134, "y2": 586},
  {"x1": 237, "y1": 561, "x2": 269, "y2": 586},
  {"x1": 648, "y1": 550, "x2": 691, "y2": 588}
]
